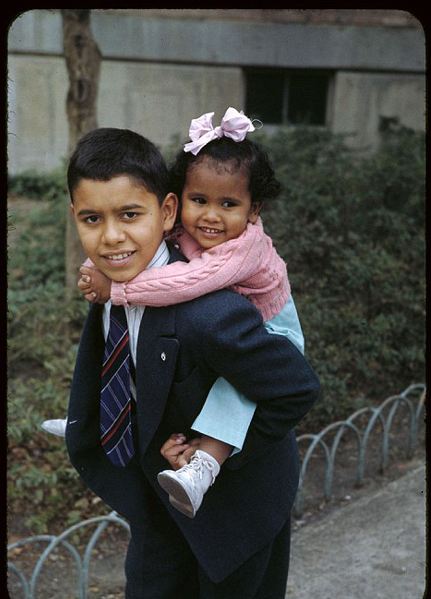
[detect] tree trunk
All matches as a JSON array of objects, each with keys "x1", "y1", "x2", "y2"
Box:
[{"x1": 62, "y1": 9, "x2": 101, "y2": 295}]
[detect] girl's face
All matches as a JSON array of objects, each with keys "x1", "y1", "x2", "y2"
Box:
[{"x1": 180, "y1": 157, "x2": 259, "y2": 250}]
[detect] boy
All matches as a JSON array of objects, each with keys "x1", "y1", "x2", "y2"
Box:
[{"x1": 65, "y1": 127, "x2": 320, "y2": 598}]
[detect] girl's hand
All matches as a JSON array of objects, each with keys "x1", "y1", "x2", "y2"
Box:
[
  {"x1": 78, "y1": 265, "x2": 111, "y2": 304},
  {"x1": 160, "y1": 433, "x2": 201, "y2": 470}
]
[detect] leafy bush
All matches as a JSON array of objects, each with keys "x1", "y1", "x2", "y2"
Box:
[
  {"x1": 8, "y1": 191, "x2": 93, "y2": 533},
  {"x1": 8, "y1": 165, "x2": 67, "y2": 201},
  {"x1": 258, "y1": 126, "x2": 425, "y2": 425}
]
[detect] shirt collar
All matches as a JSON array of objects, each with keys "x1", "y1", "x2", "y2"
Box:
[{"x1": 147, "y1": 240, "x2": 170, "y2": 270}]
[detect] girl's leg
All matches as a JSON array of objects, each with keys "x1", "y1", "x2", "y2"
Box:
[
  {"x1": 158, "y1": 378, "x2": 256, "y2": 517},
  {"x1": 198, "y1": 435, "x2": 233, "y2": 466},
  {"x1": 158, "y1": 307, "x2": 303, "y2": 520}
]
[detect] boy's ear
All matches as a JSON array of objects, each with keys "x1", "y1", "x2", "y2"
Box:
[
  {"x1": 69, "y1": 202, "x2": 75, "y2": 216},
  {"x1": 162, "y1": 193, "x2": 179, "y2": 232},
  {"x1": 248, "y1": 202, "x2": 262, "y2": 224}
]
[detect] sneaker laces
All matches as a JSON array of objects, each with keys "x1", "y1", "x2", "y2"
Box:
[{"x1": 182, "y1": 453, "x2": 217, "y2": 485}]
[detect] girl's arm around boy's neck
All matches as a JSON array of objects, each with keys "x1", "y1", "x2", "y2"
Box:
[{"x1": 79, "y1": 218, "x2": 290, "y2": 320}]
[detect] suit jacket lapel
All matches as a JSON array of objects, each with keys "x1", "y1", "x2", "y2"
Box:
[
  {"x1": 133, "y1": 244, "x2": 185, "y2": 455},
  {"x1": 134, "y1": 305, "x2": 178, "y2": 455}
]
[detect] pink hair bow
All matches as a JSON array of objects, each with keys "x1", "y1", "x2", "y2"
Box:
[{"x1": 184, "y1": 107, "x2": 256, "y2": 155}]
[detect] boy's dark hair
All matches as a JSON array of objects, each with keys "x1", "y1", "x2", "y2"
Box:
[
  {"x1": 67, "y1": 128, "x2": 169, "y2": 203},
  {"x1": 169, "y1": 137, "x2": 282, "y2": 207}
]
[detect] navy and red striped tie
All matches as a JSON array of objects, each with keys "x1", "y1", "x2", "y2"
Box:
[{"x1": 100, "y1": 305, "x2": 134, "y2": 467}]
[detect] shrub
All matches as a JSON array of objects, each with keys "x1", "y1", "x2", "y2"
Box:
[
  {"x1": 258, "y1": 126, "x2": 425, "y2": 425},
  {"x1": 8, "y1": 189, "x2": 91, "y2": 533},
  {"x1": 8, "y1": 165, "x2": 67, "y2": 201}
]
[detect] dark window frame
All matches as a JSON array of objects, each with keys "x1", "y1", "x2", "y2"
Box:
[{"x1": 245, "y1": 68, "x2": 333, "y2": 127}]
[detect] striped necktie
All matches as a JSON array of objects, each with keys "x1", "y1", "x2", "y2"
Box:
[{"x1": 100, "y1": 305, "x2": 134, "y2": 467}]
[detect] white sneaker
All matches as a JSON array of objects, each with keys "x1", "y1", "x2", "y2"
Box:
[
  {"x1": 157, "y1": 450, "x2": 220, "y2": 518},
  {"x1": 41, "y1": 418, "x2": 67, "y2": 437},
  {"x1": 168, "y1": 495, "x2": 194, "y2": 517}
]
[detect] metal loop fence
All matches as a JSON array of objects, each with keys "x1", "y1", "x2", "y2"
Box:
[
  {"x1": 294, "y1": 383, "x2": 425, "y2": 515},
  {"x1": 8, "y1": 383, "x2": 425, "y2": 598}
]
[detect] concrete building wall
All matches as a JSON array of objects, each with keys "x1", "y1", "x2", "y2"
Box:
[
  {"x1": 97, "y1": 62, "x2": 243, "y2": 150},
  {"x1": 8, "y1": 55, "x2": 69, "y2": 172},
  {"x1": 8, "y1": 54, "x2": 243, "y2": 172},
  {"x1": 332, "y1": 72, "x2": 425, "y2": 150},
  {"x1": 97, "y1": 9, "x2": 420, "y2": 28},
  {"x1": 9, "y1": 10, "x2": 424, "y2": 70},
  {"x1": 7, "y1": 9, "x2": 425, "y2": 174}
]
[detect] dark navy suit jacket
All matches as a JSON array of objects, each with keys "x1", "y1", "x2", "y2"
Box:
[{"x1": 66, "y1": 246, "x2": 320, "y2": 583}]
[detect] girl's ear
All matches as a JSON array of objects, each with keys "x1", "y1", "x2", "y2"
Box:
[{"x1": 248, "y1": 202, "x2": 262, "y2": 224}]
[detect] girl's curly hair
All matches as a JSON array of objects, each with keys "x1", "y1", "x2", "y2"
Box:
[{"x1": 169, "y1": 137, "x2": 282, "y2": 208}]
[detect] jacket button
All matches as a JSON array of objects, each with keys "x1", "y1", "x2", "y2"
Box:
[{"x1": 160, "y1": 352, "x2": 166, "y2": 361}]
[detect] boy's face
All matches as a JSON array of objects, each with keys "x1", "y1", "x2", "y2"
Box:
[{"x1": 71, "y1": 175, "x2": 177, "y2": 282}]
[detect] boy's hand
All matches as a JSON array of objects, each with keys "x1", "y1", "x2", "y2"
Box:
[
  {"x1": 78, "y1": 265, "x2": 112, "y2": 304},
  {"x1": 160, "y1": 433, "x2": 201, "y2": 470}
]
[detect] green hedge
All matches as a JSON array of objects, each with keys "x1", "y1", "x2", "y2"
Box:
[
  {"x1": 8, "y1": 197, "x2": 92, "y2": 532},
  {"x1": 259, "y1": 126, "x2": 425, "y2": 424},
  {"x1": 8, "y1": 165, "x2": 67, "y2": 201},
  {"x1": 7, "y1": 126, "x2": 425, "y2": 531}
]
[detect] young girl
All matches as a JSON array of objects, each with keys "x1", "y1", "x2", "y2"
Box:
[{"x1": 42, "y1": 107, "x2": 304, "y2": 518}]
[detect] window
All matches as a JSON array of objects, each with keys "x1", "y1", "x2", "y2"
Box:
[{"x1": 245, "y1": 69, "x2": 331, "y2": 126}]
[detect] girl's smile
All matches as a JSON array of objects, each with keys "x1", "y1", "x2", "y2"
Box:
[
  {"x1": 181, "y1": 157, "x2": 259, "y2": 250},
  {"x1": 197, "y1": 225, "x2": 225, "y2": 240}
]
